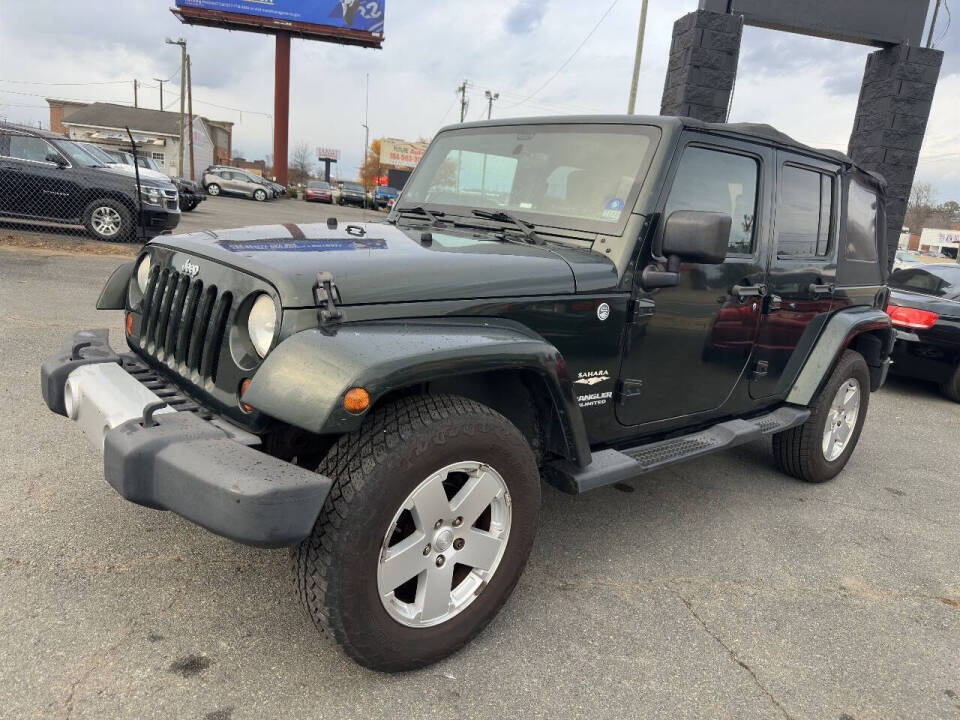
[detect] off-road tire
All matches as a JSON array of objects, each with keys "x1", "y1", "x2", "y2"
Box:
[
  {"x1": 940, "y1": 364, "x2": 960, "y2": 403},
  {"x1": 253, "y1": 188, "x2": 267, "y2": 202},
  {"x1": 773, "y1": 350, "x2": 871, "y2": 483},
  {"x1": 206, "y1": 183, "x2": 221, "y2": 196},
  {"x1": 290, "y1": 394, "x2": 540, "y2": 672},
  {"x1": 82, "y1": 198, "x2": 134, "y2": 243}
]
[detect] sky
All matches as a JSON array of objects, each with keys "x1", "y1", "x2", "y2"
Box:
[{"x1": 0, "y1": 0, "x2": 957, "y2": 199}]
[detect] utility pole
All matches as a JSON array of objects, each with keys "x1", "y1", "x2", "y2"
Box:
[
  {"x1": 457, "y1": 80, "x2": 469, "y2": 123},
  {"x1": 153, "y1": 78, "x2": 165, "y2": 110},
  {"x1": 627, "y1": 0, "x2": 649, "y2": 114},
  {"x1": 133, "y1": 79, "x2": 139, "y2": 108},
  {"x1": 166, "y1": 37, "x2": 187, "y2": 177},
  {"x1": 187, "y1": 55, "x2": 195, "y2": 181},
  {"x1": 484, "y1": 90, "x2": 499, "y2": 120}
]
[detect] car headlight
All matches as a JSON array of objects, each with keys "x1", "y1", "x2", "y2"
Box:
[
  {"x1": 248, "y1": 294, "x2": 278, "y2": 358},
  {"x1": 135, "y1": 255, "x2": 151, "y2": 293},
  {"x1": 140, "y1": 187, "x2": 163, "y2": 206}
]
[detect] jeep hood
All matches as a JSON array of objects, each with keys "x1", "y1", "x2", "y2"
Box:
[{"x1": 153, "y1": 221, "x2": 618, "y2": 307}]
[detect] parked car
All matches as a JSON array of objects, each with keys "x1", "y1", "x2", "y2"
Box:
[
  {"x1": 0, "y1": 123, "x2": 179, "y2": 242},
  {"x1": 203, "y1": 167, "x2": 273, "y2": 201},
  {"x1": 893, "y1": 249, "x2": 921, "y2": 270},
  {"x1": 75, "y1": 143, "x2": 169, "y2": 183},
  {"x1": 41, "y1": 116, "x2": 893, "y2": 672},
  {"x1": 338, "y1": 181, "x2": 367, "y2": 207},
  {"x1": 304, "y1": 180, "x2": 334, "y2": 203},
  {"x1": 373, "y1": 185, "x2": 399, "y2": 210},
  {"x1": 887, "y1": 264, "x2": 960, "y2": 401}
]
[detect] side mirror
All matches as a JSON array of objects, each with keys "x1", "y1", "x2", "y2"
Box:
[
  {"x1": 642, "y1": 211, "x2": 731, "y2": 290},
  {"x1": 46, "y1": 153, "x2": 68, "y2": 168}
]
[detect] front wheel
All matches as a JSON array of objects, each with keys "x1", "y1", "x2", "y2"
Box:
[
  {"x1": 773, "y1": 350, "x2": 871, "y2": 483},
  {"x1": 253, "y1": 189, "x2": 267, "y2": 202},
  {"x1": 82, "y1": 198, "x2": 133, "y2": 242},
  {"x1": 291, "y1": 394, "x2": 540, "y2": 672}
]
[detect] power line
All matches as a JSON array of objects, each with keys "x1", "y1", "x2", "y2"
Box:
[
  {"x1": 500, "y1": 0, "x2": 620, "y2": 110},
  {"x1": 0, "y1": 78, "x2": 130, "y2": 86}
]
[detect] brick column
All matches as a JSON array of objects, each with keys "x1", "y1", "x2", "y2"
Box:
[
  {"x1": 848, "y1": 45, "x2": 943, "y2": 267},
  {"x1": 660, "y1": 10, "x2": 743, "y2": 122}
]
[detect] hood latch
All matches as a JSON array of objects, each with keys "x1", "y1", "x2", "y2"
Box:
[{"x1": 314, "y1": 271, "x2": 344, "y2": 325}]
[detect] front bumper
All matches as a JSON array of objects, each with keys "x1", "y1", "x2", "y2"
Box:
[
  {"x1": 41, "y1": 330, "x2": 333, "y2": 548},
  {"x1": 140, "y1": 207, "x2": 181, "y2": 237}
]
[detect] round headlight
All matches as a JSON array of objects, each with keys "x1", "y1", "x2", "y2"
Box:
[
  {"x1": 248, "y1": 294, "x2": 278, "y2": 358},
  {"x1": 135, "y1": 255, "x2": 151, "y2": 293}
]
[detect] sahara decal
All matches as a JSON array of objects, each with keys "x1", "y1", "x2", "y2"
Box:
[{"x1": 575, "y1": 370, "x2": 611, "y2": 386}]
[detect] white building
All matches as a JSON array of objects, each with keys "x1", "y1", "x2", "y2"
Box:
[
  {"x1": 47, "y1": 100, "x2": 232, "y2": 180},
  {"x1": 919, "y1": 227, "x2": 960, "y2": 258}
]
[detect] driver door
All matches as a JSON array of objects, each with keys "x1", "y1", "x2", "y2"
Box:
[{"x1": 616, "y1": 137, "x2": 772, "y2": 427}]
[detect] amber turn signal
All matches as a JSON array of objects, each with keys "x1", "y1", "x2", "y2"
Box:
[
  {"x1": 343, "y1": 387, "x2": 370, "y2": 414},
  {"x1": 125, "y1": 313, "x2": 134, "y2": 336},
  {"x1": 239, "y1": 378, "x2": 253, "y2": 413}
]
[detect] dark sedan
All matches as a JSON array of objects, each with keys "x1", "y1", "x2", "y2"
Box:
[
  {"x1": 305, "y1": 180, "x2": 334, "y2": 203},
  {"x1": 886, "y1": 264, "x2": 960, "y2": 402}
]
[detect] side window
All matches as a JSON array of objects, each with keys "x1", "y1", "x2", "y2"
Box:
[
  {"x1": 846, "y1": 180, "x2": 879, "y2": 262},
  {"x1": 7, "y1": 135, "x2": 58, "y2": 164},
  {"x1": 664, "y1": 146, "x2": 759, "y2": 255},
  {"x1": 777, "y1": 165, "x2": 834, "y2": 258}
]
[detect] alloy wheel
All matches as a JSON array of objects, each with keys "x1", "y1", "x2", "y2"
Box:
[
  {"x1": 377, "y1": 461, "x2": 512, "y2": 628},
  {"x1": 91, "y1": 206, "x2": 122, "y2": 238},
  {"x1": 823, "y1": 378, "x2": 861, "y2": 461}
]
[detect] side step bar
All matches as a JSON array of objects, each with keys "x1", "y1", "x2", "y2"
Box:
[{"x1": 544, "y1": 406, "x2": 810, "y2": 494}]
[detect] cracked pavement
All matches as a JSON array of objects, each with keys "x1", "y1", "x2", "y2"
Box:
[{"x1": 1, "y1": 246, "x2": 959, "y2": 719}]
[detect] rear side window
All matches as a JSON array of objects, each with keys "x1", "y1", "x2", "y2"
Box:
[
  {"x1": 845, "y1": 180, "x2": 879, "y2": 262},
  {"x1": 664, "y1": 146, "x2": 759, "y2": 255},
  {"x1": 5, "y1": 135, "x2": 57, "y2": 163},
  {"x1": 777, "y1": 165, "x2": 834, "y2": 257}
]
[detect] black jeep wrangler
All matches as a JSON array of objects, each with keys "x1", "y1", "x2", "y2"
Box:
[{"x1": 41, "y1": 116, "x2": 893, "y2": 671}]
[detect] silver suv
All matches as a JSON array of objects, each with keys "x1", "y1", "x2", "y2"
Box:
[{"x1": 203, "y1": 167, "x2": 273, "y2": 202}]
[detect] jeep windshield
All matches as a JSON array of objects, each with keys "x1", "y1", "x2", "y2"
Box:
[{"x1": 398, "y1": 123, "x2": 660, "y2": 234}]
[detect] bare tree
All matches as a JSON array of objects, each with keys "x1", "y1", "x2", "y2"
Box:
[
  {"x1": 904, "y1": 182, "x2": 937, "y2": 233},
  {"x1": 290, "y1": 142, "x2": 313, "y2": 186}
]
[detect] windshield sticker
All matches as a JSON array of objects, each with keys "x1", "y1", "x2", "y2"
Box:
[
  {"x1": 217, "y1": 238, "x2": 387, "y2": 253},
  {"x1": 602, "y1": 198, "x2": 625, "y2": 220}
]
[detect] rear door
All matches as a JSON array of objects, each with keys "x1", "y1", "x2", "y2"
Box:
[
  {"x1": 616, "y1": 136, "x2": 770, "y2": 426},
  {"x1": 749, "y1": 152, "x2": 839, "y2": 398},
  {"x1": 0, "y1": 134, "x2": 74, "y2": 219}
]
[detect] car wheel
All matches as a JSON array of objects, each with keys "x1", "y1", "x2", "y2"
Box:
[
  {"x1": 939, "y1": 364, "x2": 960, "y2": 403},
  {"x1": 83, "y1": 198, "x2": 133, "y2": 243},
  {"x1": 291, "y1": 394, "x2": 540, "y2": 672},
  {"x1": 254, "y1": 189, "x2": 267, "y2": 202},
  {"x1": 206, "y1": 183, "x2": 221, "y2": 197},
  {"x1": 773, "y1": 350, "x2": 871, "y2": 483},
  {"x1": 181, "y1": 199, "x2": 197, "y2": 212}
]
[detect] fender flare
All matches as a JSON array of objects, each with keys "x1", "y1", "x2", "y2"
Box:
[
  {"x1": 786, "y1": 307, "x2": 894, "y2": 406},
  {"x1": 243, "y1": 319, "x2": 592, "y2": 466},
  {"x1": 96, "y1": 261, "x2": 135, "y2": 310}
]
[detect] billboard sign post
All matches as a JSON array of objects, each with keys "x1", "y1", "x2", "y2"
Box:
[{"x1": 317, "y1": 147, "x2": 341, "y2": 183}]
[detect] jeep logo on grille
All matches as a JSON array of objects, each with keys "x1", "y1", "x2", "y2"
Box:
[{"x1": 181, "y1": 259, "x2": 200, "y2": 277}]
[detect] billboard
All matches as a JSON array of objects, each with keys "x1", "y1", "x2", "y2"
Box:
[
  {"x1": 317, "y1": 147, "x2": 341, "y2": 162},
  {"x1": 173, "y1": 0, "x2": 385, "y2": 46},
  {"x1": 379, "y1": 139, "x2": 428, "y2": 170}
]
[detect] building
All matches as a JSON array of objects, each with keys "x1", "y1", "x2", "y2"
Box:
[
  {"x1": 918, "y1": 228, "x2": 960, "y2": 258},
  {"x1": 46, "y1": 99, "x2": 232, "y2": 180}
]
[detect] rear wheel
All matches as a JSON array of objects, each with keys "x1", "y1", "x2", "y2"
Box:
[
  {"x1": 773, "y1": 350, "x2": 870, "y2": 483},
  {"x1": 206, "y1": 183, "x2": 220, "y2": 196},
  {"x1": 83, "y1": 198, "x2": 133, "y2": 243},
  {"x1": 940, "y1": 364, "x2": 960, "y2": 403},
  {"x1": 291, "y1": 394, "x2": 540, "y2": 672}
]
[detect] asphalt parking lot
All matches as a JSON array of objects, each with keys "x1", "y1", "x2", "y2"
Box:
[{"x1": 1, "y1": 246, "x2": 959, "y2": 719}]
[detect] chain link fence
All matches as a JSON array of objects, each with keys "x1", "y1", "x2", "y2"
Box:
[{"x1": 0, "y1": 121, "x2": 180, "y2": 245}]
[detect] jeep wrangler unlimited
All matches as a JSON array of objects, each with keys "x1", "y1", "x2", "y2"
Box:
[{"x1": 41, "y1": 116, "x2": 894, "y2": 671}]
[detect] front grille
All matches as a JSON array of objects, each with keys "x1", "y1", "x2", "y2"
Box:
[
  {"x1": 163, "y1": 188, "x2": 179, "y2": 210},
  {"x1": 139, "y1": 265, "x2": 233, "y2": 382}
]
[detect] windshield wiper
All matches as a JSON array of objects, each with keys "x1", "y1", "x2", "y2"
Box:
[
  {"x1": 397, "y1": 205, "x2": 445, "y2": 226},
  {"x1": 471, "y1": 210, "x2": 544, "y2": 245}
]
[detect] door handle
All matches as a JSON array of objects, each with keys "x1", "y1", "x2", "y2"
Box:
[
  {"x1": 808, "y1": 283, "x2": 834, "y2": 299},
  {"x1": 731, "y1": 284, "x2": 767, "y2": 301}
]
